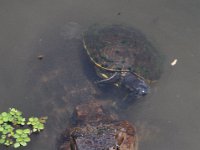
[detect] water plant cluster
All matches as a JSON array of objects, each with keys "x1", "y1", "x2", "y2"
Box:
[{"x1": 0, "y1": 108, "x2": 47, "y2": 148}]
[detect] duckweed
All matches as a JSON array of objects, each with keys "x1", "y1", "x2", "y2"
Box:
[{"x1": 0, "y1": 108, "x2": 47, "y2": 148}]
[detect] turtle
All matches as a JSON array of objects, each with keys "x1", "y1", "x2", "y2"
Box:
[{"x1": 83, "y1": 24, "x2": 163, "y2": 101}]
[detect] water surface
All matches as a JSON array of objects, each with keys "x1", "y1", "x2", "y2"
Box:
[{"x1": 0, "y1": 0, "x2": 200, "y2": 150}]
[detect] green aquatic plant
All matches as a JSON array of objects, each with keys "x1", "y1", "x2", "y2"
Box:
[
  {"x1": 9, "y1": 108, "x2": 26, "y2": 125},
  {"x1": 0, "y1": 108, "x2": 47, "y2": 148},
  {"x1": 0, "y1": 108, "x2": 26, "y2": 126},
  {"x1": 0, "y1": 124, "x2": 14, "y2": 146},
  {"x1": 0, "y1": 112, "x2": 11, "y2": 124},
  {"x1": 13, "y1": 129, "x2": 31, "y2": 148},
  {"x1": 0, "y1": 123, "x2": 14, "y2": 135},
  {"x1": 27, "y1": 117, "x2": 46, "y2": 132}
]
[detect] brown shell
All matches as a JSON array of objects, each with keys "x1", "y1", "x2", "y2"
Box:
[{"x1": 83, "y1": 24, "x2": 163, "y2": 81}]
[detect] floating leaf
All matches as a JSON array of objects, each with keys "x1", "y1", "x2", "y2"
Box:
[
  {"x1": 0, "y1": 138, "x2": 5, "y2": 144},
  {"x1": 20, "y1": 141, "x2": 27, "y2": 147},
  {"x1": 24, "y1": 129, "x2": 30, "y2": 134},
  {"x1": 1, "y1": 112, "x2": 7, "y2": 117},
  {"x1": 21, "y1": 134, "x2": 28, "y2": 138},
  {"x1": 3, "y1": 116, "x2": 8, "y2": 122},
  {"x1": 0, "y1": 120, "x2": 3, "y2": 124},
  {"x1": 24, "y1": 137, "x2": 30, "y2": 142},
  {"x1": 16, "y1": 137, "x2": 23, "y2": 142},
  {"x1": 16, "y1": 129, "x2": 23, "y2": 135},
  {"x1": 38, "y1": 124, "x2": 44, "y2": 129},
  {"x1": 0, "y1": 127, "x2": 3, "y2": 132},
  {"x1": 14, "y1": 142, "x2": 20, "y2": 148},
  {"x1": 33, "y1": 128, "x2": 37, "y2": 132},
  {"x1": 13, "y1": 134, "x2": 20, "y2": 138}
]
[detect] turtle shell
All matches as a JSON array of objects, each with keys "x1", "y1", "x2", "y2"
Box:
[{"x1": 83, "y1": 24, "x2": 163, "y2": 82}]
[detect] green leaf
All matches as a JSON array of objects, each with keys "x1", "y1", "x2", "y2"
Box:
[
  {"x1": 1, "y1": 112, "x2": 7, "y2": 117},
  {"x1": 13, "y1": 134, "x2": 20, "y2": 138},
  {"x1": 33, "y1": 128, "x2": 37, "y2": 132},
  {"x1": 21, "y1": 133, "x2": 28, "y2": 138},
  {"x1": 20, "y1": 122, "x2": 25, "y2": 125},
  {"x1": 34, "y1": 118, "x2": 39, "y2": 121},
  {"x1": 16, "y1": 111, "x2": 22, "y2": 116},
  {"x1": 9, "y1": 111, "x2": 15, "y2": 115},
  {"x1": 38, "y1": 124, "x2": 44, "y2": 130},
  {"x1": 2, "y1": 130, "x2": 8, "y2": 135},
  {"x1": 8, "y1": 117, "x2": 14, "y2": 122},
  {"x1": 4, "y1": 124, "x2": 10, "y2": 129},
  {"x1": 3, "y1": 117, "x2": 8, "y2": 122},
  {"x1": 9, "y1": 108, "x2": 15, "y2": 111},
  {"x1": 24, "y1": 129, "x2": 30, "y2": 134},
  {"x1": 24, "y1": 137, "x2": 30, "y2": 142},
  {"x1": 0, "y1": 127, "x2": 4, "y2": 132},
  {"x1": 29, "y1": 118, "x2": 34, "y2": 122},
  {"x1": 20, "y1": 141, "x2": 27, "y2": 146},
  {"x1": 14, "y1": 142, "x2": 20, "y2": 148},
  {"x1": 16, "y1": 137, "x2": 23, "y2": 142},
  {"x1": 0, "y1": 138, "x2": 5, "y2": 144},
  {"x1": 16, "y1": 129, "x2": 23, "y2": 135}
]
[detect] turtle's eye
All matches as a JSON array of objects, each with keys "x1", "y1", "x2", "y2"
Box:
[
  {"x1": 136, "y1": 84, "x2": 149, "y2": 96},
  {"x1": 141, "y1": 89, "x2": 147, "y2": 96}
]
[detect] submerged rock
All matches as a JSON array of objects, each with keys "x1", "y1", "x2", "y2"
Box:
[{"x1": 59, "y1": 100, "x2": 138, "y2": 150}]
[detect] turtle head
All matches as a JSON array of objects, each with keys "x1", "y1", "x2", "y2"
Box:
[
  {"x1": 122, "y1": 72, "x2": 149, "y2": 97},
  {"x1": 135, "y1": 80, "x2": 149, "y2": 96}
]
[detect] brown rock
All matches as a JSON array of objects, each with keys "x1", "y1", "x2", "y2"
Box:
[{"x1": 60, "y1": 100, "x2": 138, "y2": 150}]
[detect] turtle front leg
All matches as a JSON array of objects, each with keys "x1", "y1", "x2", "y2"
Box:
[{"x1": 95, "y1": 72, "x2": 121, "y2": 84}]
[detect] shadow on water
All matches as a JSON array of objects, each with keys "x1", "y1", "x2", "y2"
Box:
[
  {"x1": 24, "y1": 22, "x2": 125, "y2": 150},
  {"x1": 25, "y1": 23, "x2": 91, "y2": 150},
  {"x1": 25, "y1": 22, "x2": 144, "y2": 150}
]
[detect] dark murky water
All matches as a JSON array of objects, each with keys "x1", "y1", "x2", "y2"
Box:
[{"x1": 0, "y1": 0, "x2": 200, "y2": 150}]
